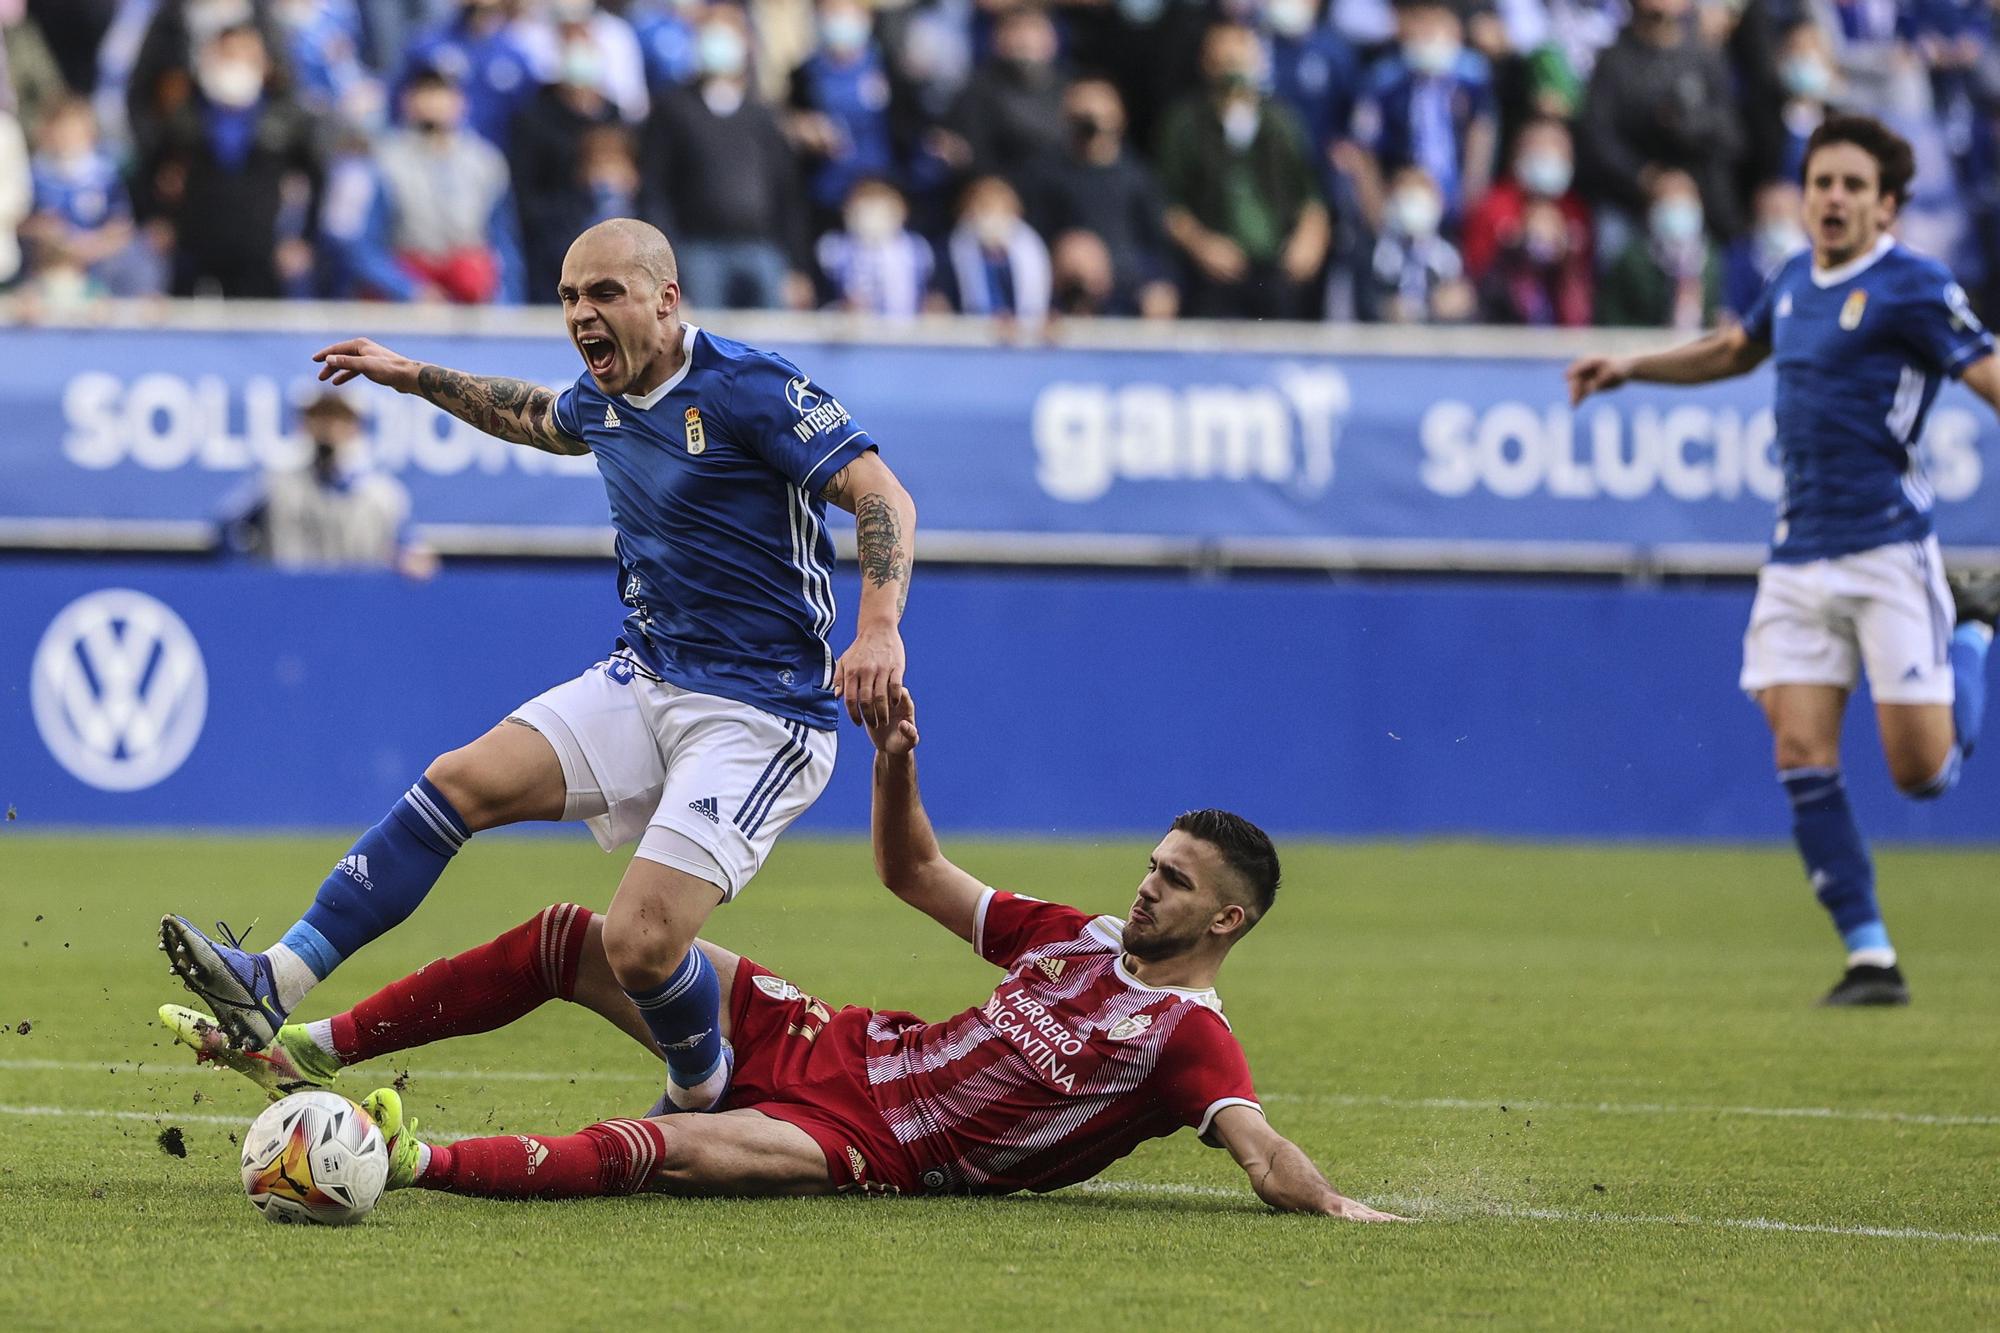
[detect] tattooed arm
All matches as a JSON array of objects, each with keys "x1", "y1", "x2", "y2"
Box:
[
  {"x1": 822, "y1": 449, "x2": 917, "y2": 728},
  {"x1": 312, "y1": 337, "x2": 588, "y2": 455}
]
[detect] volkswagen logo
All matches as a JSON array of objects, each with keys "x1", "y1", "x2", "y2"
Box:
[{"x1": 31, "y1": 589, "x2": 207, "y2": 792}]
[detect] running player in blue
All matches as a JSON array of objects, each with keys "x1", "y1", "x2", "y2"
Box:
[
  {"x1": 1567, "y1": 116, "x2": 2000, "y2": 1006},
  {"x1": 162, "y1": 218, "x2": 918, "y2": 1112}
]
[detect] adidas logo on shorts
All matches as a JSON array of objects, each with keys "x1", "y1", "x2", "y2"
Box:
[{"x1": 688, "y1": 797, "x2": 720, "y2": 824}]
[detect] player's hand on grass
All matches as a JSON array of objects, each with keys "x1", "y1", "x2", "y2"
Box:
[
  {"x1": 834, "y1": 621, "x2": 905, "y2": 729},
  {"x1": 313, "y1": 337, "x2": 423, "y2": 393},
  {"x1": 1565, "y1": 355, "x2": 1630, "y2": 406},
  {"x1": 865, "y1": 687, "x2": 919, "y2": 756},
  {"x1": 1327, "y1": 1196, "x2": 1409, "y2": 1222}
]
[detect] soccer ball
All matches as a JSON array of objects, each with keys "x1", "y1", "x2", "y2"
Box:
[{"x1": 240, "y1": 1090, "x2": 389, "y2": 1225}]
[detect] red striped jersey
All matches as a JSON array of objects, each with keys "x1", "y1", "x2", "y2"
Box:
[{"x1": 862, "y1": 890, "x2": 1261, "y2": 1194}]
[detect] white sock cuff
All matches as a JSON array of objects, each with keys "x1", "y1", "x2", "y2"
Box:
[{"x1": 303, "y1": 1018, "x2": 338, "y2": 1060}]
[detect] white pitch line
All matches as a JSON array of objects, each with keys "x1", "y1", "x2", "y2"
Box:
[
  {"x1": 1074, "y1": 1182, "x2": 2000, "y2": 1246},
  {"x1": 0, "y1": 1102, "x2": 485, "y2": 1141},
  {"x1": 0, "y1": 1057, "x2": 639, "y2": 1087}
]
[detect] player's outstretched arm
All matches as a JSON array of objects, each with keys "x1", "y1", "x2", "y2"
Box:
[
  {"x1": 1566, "y1": 324, "x2": 1769, "y2": 406},
  {"x1": 1210, "y1": 1105, "x2": 1407, "y2": 1221},
  {"x1": 867, "y1": 688, "x2": 987, "y2": 944},
  {"x1": 823, "y1": 451, "x2": 917, "y2": 729},
  {"x1": 312, "y1": 337, "x2": 588, "y2": 455},
  {"x1": 1961, "y1": 354, "x2": 2000, "y2": 414}
]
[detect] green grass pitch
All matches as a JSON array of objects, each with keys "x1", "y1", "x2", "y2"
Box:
[{"x1": 1, "y1": 832, "x2": 1996, "y2": 1331}]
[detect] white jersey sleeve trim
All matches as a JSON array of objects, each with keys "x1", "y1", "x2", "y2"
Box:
[
  {"x1": 972, "y1": 886, "x2": 998, "y2": 960},
  {"x1": 1944, "y1": 338, "x2": 1994, "y2": 375},
  {"x1": 1197, "y1": 1097, "x2": 1264, "y2": 1142},
  {"x1": 803, "y1": 429, "x2": 872, "y2": 491}
]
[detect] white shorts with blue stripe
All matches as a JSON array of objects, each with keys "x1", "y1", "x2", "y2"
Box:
[
  {"x1": 1740, "y1": 535, "x2": 1956, "y2": 707},
  {"x1": 509, "y1": 652, "x2": 836, "y2": 901}
]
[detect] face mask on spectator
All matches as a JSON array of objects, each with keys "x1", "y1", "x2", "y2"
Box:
[
  {"x1": 1068, "y1": 112, "x2": 1109, "y2": 147},
  {"x1": 1389, "y1": 187, "x2": 1442, "y2": 239},
  {"x1": 1266, "y1": 0, "x2": 1316, "y2": 38},
  {"x1": 971, "y1": 210, "x2": 1014, "y2": 248},
  {"x1": 1755, "y1": 219, "x2": 1807, "y2": 265},
  {"x1": 198, "y1": 57, "x2": 265, "y2": 108},
  {"x1": 821, "y1": 12, "x2": 870, "y2": 55},
  {"x1": 1780, "y1": 56, "x2": 1830, "y2": 100},
  {"x1": 1221, "y1": 99, "x2": 1260, "y2": 149},
  {"x1": 699, "y1": 25, "x2": 749, "y2": 78},
  {"x1": 560, "y1": 41, "x2": 604, "y2": 90},
  {"x1": 847, "y1": 197, "x2": 901, "y2": 241},
  {"x1": 1650, "y1": 197, "x2": 1704, "y2": 245},
  {"x1": 1403, "y1": 37, "x2": 1459, "y2": 76},
  {"x1": 1517, "y1": 151, "x2": 1572, "y2": 198}
]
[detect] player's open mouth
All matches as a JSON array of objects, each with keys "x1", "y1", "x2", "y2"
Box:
[{"x1": 578, "y1": 335, "x2": 617, "y2": 378}]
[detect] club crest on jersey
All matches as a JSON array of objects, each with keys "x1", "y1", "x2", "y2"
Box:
[
  {"x1": 603, "y1": 402, "x2": 621, "y2": 428},
  {"x1": 753, "y1": 973, "x2": 805, "y2": 1002},
  {"x1": 683, "y1": 405, "x2": 706, "y2": 454},
  {"x1": 1839, "y1": 289, "x2": 1868, "y2": 330},
  {"x1": 1106, "y1": 1014, "x2": 1154, "y2": 1041},
  {"x1": 1035, "y1": 958, "x2": 1067, "y2": 981}
]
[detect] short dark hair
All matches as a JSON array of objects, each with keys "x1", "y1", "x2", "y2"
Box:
[
  {"x1": 1171, "y1": 809, "x2": 1280, "y2": 928},
  {"x1": 1802, "y1": 114, "x2": 1915, "y2": 207}
]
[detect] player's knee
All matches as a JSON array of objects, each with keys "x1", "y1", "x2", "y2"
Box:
[
  {"x1": 1890, "y1": 746, "x2": 1957, "y2": 799},
  {"x1": 600, "y1": 913, "x2": 691, "y2": 992},
  {"x1": 1771, "y1": 730, "x2": 1837, "y2": 773}
]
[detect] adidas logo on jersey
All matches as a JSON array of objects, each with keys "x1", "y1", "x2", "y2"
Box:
[
  {"x1": 604, "y1": 403, "x2": 621, "y2": 428},
  {"x1": 335, "y1": 853, "x2": 373, "y2": 890},
  {"x1": 1035, "y1": 958, "x2": 1067, "y2": 981},
  {"x1": 688, "y1": 796, "x2": 720, "y2": 823}
]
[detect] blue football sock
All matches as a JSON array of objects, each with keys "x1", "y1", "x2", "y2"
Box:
[
  {"x1": 1950, "y1": 623, "x2": 1991, "y2": 759},
  {"x1": 281, "y1": 777, "x2": 470, "y2": 980},
  {"x1": 1779, "y1": 767, "x2": 1887, "y2": 954},
  {"x1": 625, "y1": 949, "x2": 724, "y2": 1089}
]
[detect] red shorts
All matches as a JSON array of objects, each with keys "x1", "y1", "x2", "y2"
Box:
[{"x1": 720, "y1": 957, "x2": 937, "y2": 1195}]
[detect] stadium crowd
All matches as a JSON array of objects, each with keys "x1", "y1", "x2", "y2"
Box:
[{"x1": 3, "y1": 0, "x2": 1995, "y2": 327}]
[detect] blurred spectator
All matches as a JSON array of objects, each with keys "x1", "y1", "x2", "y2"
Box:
[
  {"x1": 578, "y1": 122, "x2": 638, "y2": 226},
  {"x1": 815, "y1": 176, "x2": 935, "y2": 316},
  {"x1": 4, "y1": 0, "x2": 67, "y2": 137},
  {"x1": 640, "y1": 4, "x2": 808, "y2": 309},
  {"x1": 1523, "y1": 0, "x2": 1627, "y2": 121},
  {"x1": 940, "y1": 173, "x2": 1050, "y2": 324},
  {"x1": 1021, "y1": 76, "x2": 1176, "y2": 318},
  {"x1": 627, "y1": 0, "x2": 701, "y2": 92},
  {"x1": 0, "y1": 105, "x2": 24, "y2": 287},
  {"x1": 1722, "y1": 178, "x2": 1804, "y2": 317},
  {"x1": 1597, "y1": 167, "x2": 1718, "y2": 328},
  {"x1": 1350, "y1": 0, "x2": 1497, "y2": 224},
  {"x1": 22, "y1": 95, "x2": 162, "y2": 298},
  {"x1": 127, "y1": 1, "x2": 292, "y2": 164},
  {"x1": 1477, "y1": 191, "x2": 1592, "y2": 325},
  {"x1": 508, "y1": 16, "x2": 618, "y2": 297},
  {"x1": 1369, "y1": 164, "x2": 1475, "y2": 323},
  {"x1": 1461, "y1": 116, "x2": 1589, "y2": 278},
  {"x1": 1774, "y1": 19, "x2": 1836, "y2": 180},
  {"x1": 515, "y1": 0, "x2": 648, "y2": 124},
  {"x1": 398, "y1": 0, "x2": 536, "y2": 148},
  {"x1": 1576, "y1": 0, "x2": 1744, "y2": 239},
  {"x1": 1157, "y1": 21, "x2": 1329, "y2": 320},
  {"x1": 348, "y1": 68, "x2": 520, "y2": 302},
  {"x1": 948, "y1": 4, "x2": 1066, "y2": 192},
  {"x1": 787, "y1": 0, "x2": 898, "y2": 224},
  {"x1": 142, "y1": 20, "x2": 322, "y2": 296},
  {"x1": 1263, "y1": 0, "x2": 1362, "y2": 163},
  {"x1": 272, "y1": 0, "x2": 382, "y2": 124},
  {"x1": 227, "y1": 391, "x2": 435, "y2": 577}
]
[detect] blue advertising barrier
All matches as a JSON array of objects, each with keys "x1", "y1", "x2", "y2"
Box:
[
  {"x1": 3, "y1": 323, "x2": 1996, "y2": 559},
  {"x1": 4, "y1": 559, "x2": 1994, "y2": 841}
]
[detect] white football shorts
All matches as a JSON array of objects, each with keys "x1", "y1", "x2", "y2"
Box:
[
  {"x1": 509, "y1": 652, "x2": 836, "y2": 900},
  {"x1": 1740, "y1": 535, "x2": 1957, "y2": 706}
]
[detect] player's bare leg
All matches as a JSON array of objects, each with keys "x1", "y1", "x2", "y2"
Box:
[
  {"x1": 1758, "y1": 684, "x2": 1907, "y2": 1004},
  {"x1": 568, "y1": 915, "x2": 744, "y2": 1058},
  {"x1": 1874, "y1": 702, "x2": 1959, "y2": 796},
  {"x1": 162, "y1": 718, "x2": 571, "y2": 1049},
  {"x1": 601, "y1": 857, "x2": 736, "y2": 1111}
]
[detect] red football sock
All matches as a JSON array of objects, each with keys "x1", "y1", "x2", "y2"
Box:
[
  {"x1": 417, "y1": 1119, "x2": 667, "y2": 1198},
  {"x1": 328, "y1": 903, "x2": 591, "y2": 1061}
]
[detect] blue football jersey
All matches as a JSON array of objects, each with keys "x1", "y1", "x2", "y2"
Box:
[
  {"x1": 1740, "y1": 237, "x2": 1994, "y2": 562},
  {"x1": 553, "y1": 325, "x2": 876, "y2": 729}
]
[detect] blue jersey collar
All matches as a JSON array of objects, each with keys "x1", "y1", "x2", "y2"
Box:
[
  {"x1": 1810, "y1": 234, "x2": 1893, "y2": 289},
  {"x1": 622, "y1": 323, "x2": 699, "y2": 409}
]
